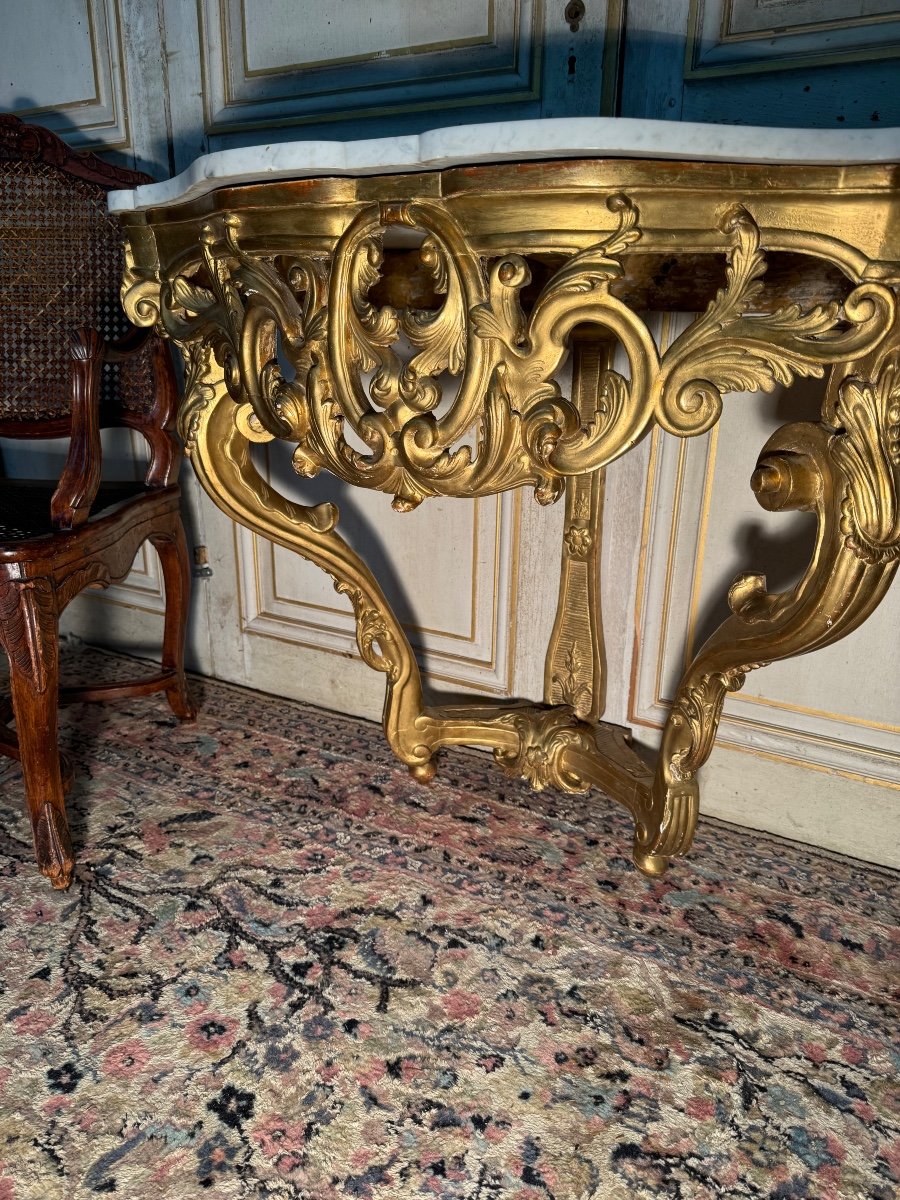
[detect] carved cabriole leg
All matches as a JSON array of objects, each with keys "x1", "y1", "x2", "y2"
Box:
[
  {"x1": 640, "y1": 314, "x2": 900, "y2": 875},
  {"x1": 544, "y1": 336, "x2": 609, "y2": 722},
  {"x1": 133, "y1": 195, "x2": 896, "y2": 879},
  {"x1": 0, "y1": 570, "x2": 74, "y2": 889},
  {"x1": 182, "y1": 353, "x2": 437, "y2": 778},
  {"x1": 150, "y1": 514, "x2": 198, "y2": 722}
]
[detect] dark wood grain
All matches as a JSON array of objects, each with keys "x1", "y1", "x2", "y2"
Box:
[{"x1": 0, "y1": 116, "x2": 196, "y2": 890}]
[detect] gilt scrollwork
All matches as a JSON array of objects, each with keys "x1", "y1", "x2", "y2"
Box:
[
  {"x1": 642, "y1": 310, "x2": 900, "y2": 868},
  {"x1": 830, "y1": 349, "x2": 900, "y2": 564},
  {"x1": 126, "y1": 196, "x2": 895, "y2": 521},
  {"x1": 333, "y1": 581, "x2": 401, "y2": 682},
  {"x1": 119, "y1": 167, "x2": 900, "y2": 882}
]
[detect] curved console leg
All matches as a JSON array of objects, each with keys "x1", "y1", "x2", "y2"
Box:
[
  {"x1": 182, "y1": 349, "x2": 436, "y2": 776},
  {"x1": 641, "y1": 324, "x2": 900, "y2": 867}
]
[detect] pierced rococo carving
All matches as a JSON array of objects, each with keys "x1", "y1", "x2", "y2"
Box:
[
  {"x1": 119, "y1": 159, "x2": 900, "y2": 882},
  {"x1": 127, "y1": 199, "x2": 893, "y2": 513}
]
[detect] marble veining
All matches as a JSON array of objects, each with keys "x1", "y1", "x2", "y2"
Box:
[{"x1": 108, "y1": 116, "x2": 900, "y2": 213}]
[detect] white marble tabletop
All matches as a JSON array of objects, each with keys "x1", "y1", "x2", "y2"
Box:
[{"x1": 109, "y1": 116, "x2": 900, "y2": 214}]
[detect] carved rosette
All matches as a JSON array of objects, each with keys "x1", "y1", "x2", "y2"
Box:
[{"x1": 493, "y1": 707, "x2": 596, "y2": 793}]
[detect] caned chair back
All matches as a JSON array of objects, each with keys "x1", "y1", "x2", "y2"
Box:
[{"x1": 0, "y1": 114, "x2": 154, "y2": 436}]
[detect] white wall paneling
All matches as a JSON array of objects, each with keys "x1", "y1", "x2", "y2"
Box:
[{"x1": 235, "y1": 445, "x2": 521, "y2": 695}]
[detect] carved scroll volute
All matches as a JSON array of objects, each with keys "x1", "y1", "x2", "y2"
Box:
[
  {"x1": 182, "y1": 345, "x2": 436, "y2": 776},
  {"x1": 649, "y1": 208, "x2": 896, "y2": 443},
  {"x1": 475, "y1": 192, "x2": 657, "y2": 482},
  {"x1": 322, "y1": 201, "x2": 496, "y2": 510},
  {"x1": 640, "y1": 298, "x2": 900, "y2": 871}
]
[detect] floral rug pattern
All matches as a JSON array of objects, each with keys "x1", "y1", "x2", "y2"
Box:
[{"x1": 0, "y1": 648, "x2": 898, "y2": 1199}]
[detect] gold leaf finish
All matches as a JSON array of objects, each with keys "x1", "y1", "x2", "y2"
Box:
[{"x1": 119, "y1": 153, "x2": 900, "y2": 877}]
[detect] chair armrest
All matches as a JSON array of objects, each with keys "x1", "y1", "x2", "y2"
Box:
[
  {"x1": 94, "y1": 322, "x2": 182, "y2": 489},
  {"x1": 50, "y1": 327, "x2": 106, "y2": 531}
]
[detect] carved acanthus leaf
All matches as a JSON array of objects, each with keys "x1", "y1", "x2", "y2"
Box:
[
  {"x1": 156, "y1": 195, "x2": 894, "y2": 511},
  {"x1": 493, "y1": 707, "x2": 593, "y2": 793},
  {"x1": 0, "y1": 577, "x2": 57, "y2": 693},
  {"x1": 656, "y1": 209, "x2": 895, "y2": 437},
  {"x1": 179, "y1": 341, "x2": 219, "y2": 452},
  {"x1": 335, "y1": 581, "x2": 400, "y2": 680},
  {"x1": 833, "y1": 350, "x2": 900, "y2": 562}
]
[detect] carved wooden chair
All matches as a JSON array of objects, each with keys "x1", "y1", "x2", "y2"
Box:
[{"x1": 0, "y1": 113, "x2": 196, "y2": 890}]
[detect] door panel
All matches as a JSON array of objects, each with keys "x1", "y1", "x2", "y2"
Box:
[{"x1": 199, "y1": 0, "x2": 539, "y2": 133}]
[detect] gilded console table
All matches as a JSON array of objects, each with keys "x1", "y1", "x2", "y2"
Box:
[{"x1": 111, "y1": 118, "x2": 900, "y2": 877}]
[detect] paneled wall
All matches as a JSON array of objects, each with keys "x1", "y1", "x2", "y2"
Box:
[{"x1": 3, "y1": 0, "x2": 898, "y2": 865}]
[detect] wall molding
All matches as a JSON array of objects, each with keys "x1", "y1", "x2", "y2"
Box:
[
  {"x1": 5, "y1": 0, "x2": 130, "y2": 149},
  {"x1": 686, "y1": 0, "x2": 900, "y2": 78},
  {"x1": 199, "y1": 0, "x2": 541, "y2": 132},
  {"x1": 237, "y1": 487, "x2": 520, "y2": 696}
]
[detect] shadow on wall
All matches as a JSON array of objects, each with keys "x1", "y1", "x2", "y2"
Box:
[
  {"x1": 688, "y1": 375, "x2": 825, "y2": 659},
  {"x1": 3, "y1": 69, "x2": 898, "y2": 676}
]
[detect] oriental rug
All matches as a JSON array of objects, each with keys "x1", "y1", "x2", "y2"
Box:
[{"x1": 0, "y1": 647, "x2": 897, "y2": 1199}]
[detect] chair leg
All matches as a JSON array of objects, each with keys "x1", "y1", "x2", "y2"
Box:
[
  {"x1": 151, "y1": 520, "x2": 197, "y2": 722},
  {"x1": 1, "y1": 578, "x2": 74, "y2": 889}
]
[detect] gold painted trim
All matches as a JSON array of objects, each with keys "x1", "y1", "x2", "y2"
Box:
[
  {"x1": 715, "y1": 688, "x2": 900, "y2": 737},
  {"x1": 711, "y1": 735, "x2": 900, "y2": 793},
  {"x1": 627, "y1": 312, "x2": 674, "y2": 726},
  {"x1": 681, "y1": 421, "x2": 720, "y2": 671},
  {"x1": 652, "y1": 436, "x2": 689, "y2": 707}
]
